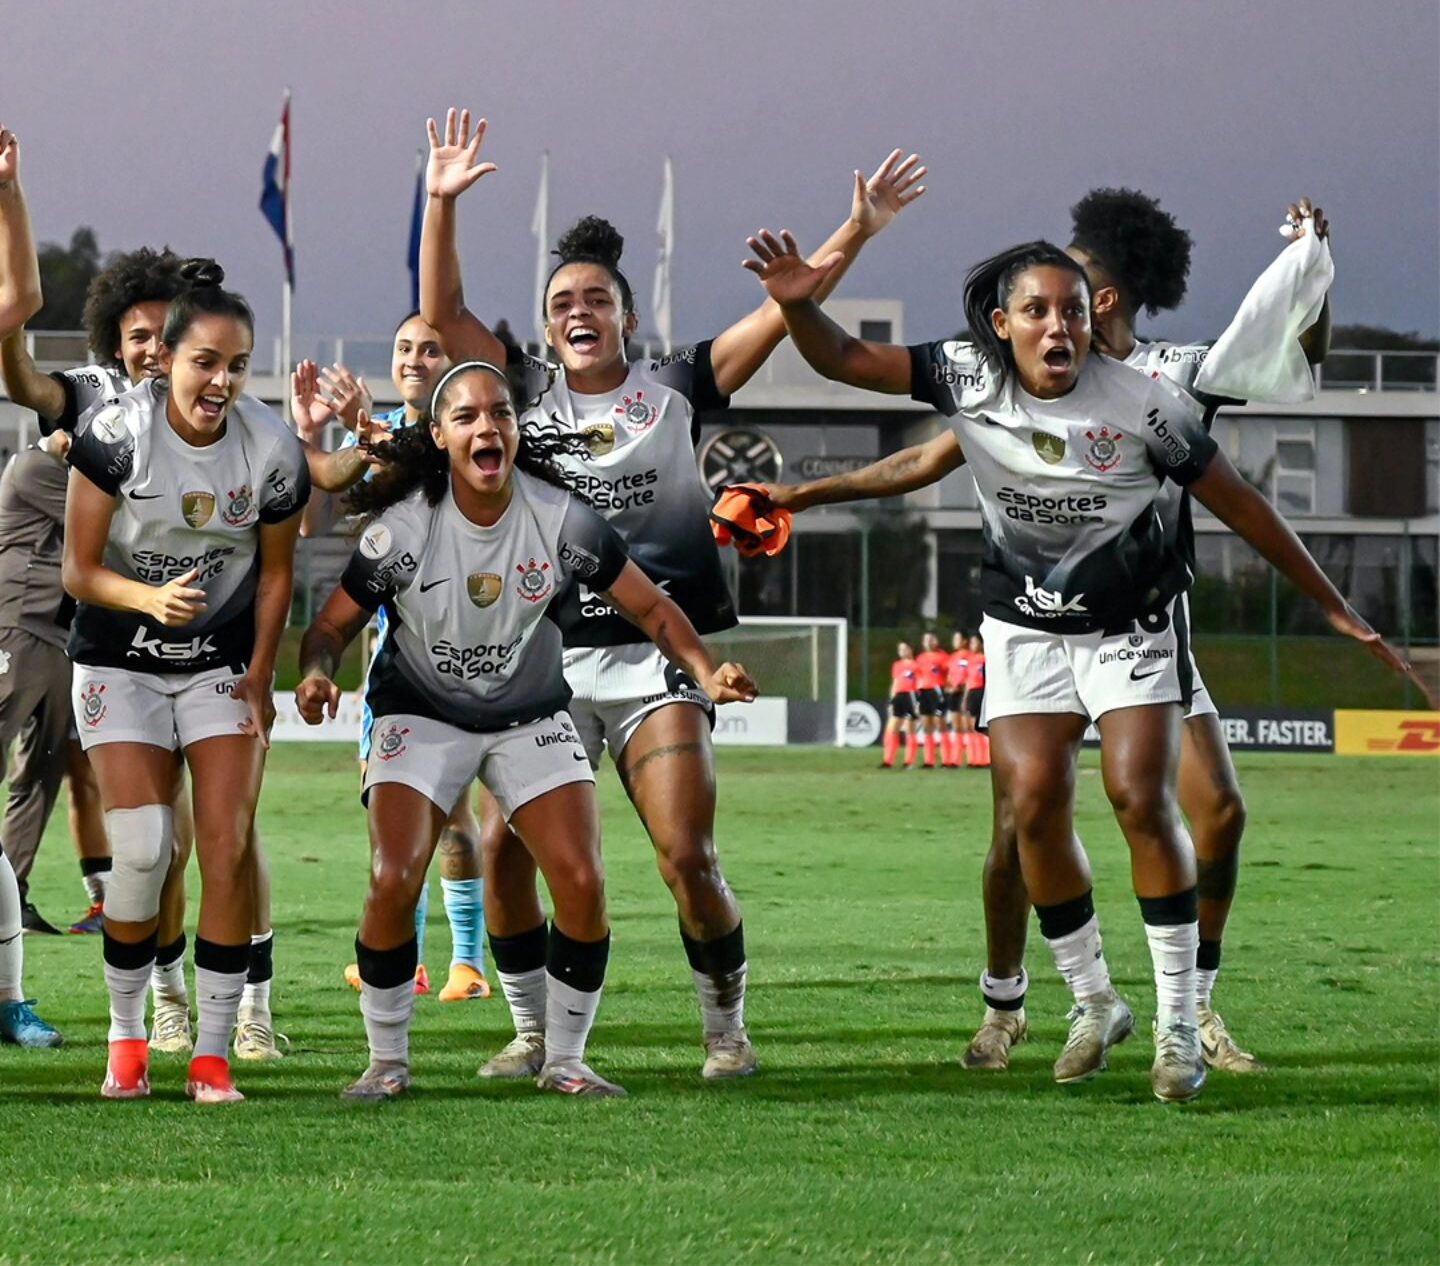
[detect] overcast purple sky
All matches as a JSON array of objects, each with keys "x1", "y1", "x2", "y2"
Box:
[{"x1": 9, "y1": 0, "x2": 1438, "y2": 353}]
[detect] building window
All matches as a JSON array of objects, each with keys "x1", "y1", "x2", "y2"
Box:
[{"x1": 1274, "y1": 428, "x2": 1316, "y2": 515}]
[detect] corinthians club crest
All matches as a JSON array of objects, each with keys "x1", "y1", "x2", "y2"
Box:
[
  {"x1": 182, "y1": 491, "x2": 216, "y2": 528},
  {"x1": 614, "y1": 389, "x2": 657, "y2": 433},
  {"x1": 221, "y1": 484, "x2": 254, "y2": 526},
  {"x1": 1084, "y1": 427, "x2": 1122, "y2": 473},
  {"x1": 81, "y1": 682, "x2": 108, "y2": 729},
  {"x1": 467, "y1": 572, "x2": 502, "y2": 608},
  {"x1": 514, "y1": 557, "x2": 553, "y2": 604},
  {"x1": 376, "y1": 721, "x2": 410, "y2": 762},
  {"x1": 1032, "y1": 432, "x2": 1066, "y2": 465}
]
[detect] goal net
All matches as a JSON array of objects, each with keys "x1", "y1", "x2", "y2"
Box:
[{"x1": 703, "y1": 617, "x2": 847, "y2": 746}]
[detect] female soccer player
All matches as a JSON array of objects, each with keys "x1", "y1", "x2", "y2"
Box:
[
  {"x1": 741, "y1": 231, "x2": 1408, "y2": 1102},
  {"x1": 295, "y1": 361, "x2": 757, "y2": 1099},
  {"x1": 913, "y1": 631, "x2": 948, "y2": 769},
  {"x1": 963, "y1": 190, "x2": 1331, "y2": 1074},
  {"x1": 419, "y1": 107, "x2": 924, "y2": 1079},
  {"x1": 960, "y1": 634, "x2": 989, "y2": 769},
  {"x1": 63, "y1": 261, "x2": 309, "y2": 1104},
  {"x1": 304, "y1": 315, "x2": 494, "y2": 1004},
  {"x1": 883, "y1": 640, "x2": 918, "y2": 770}
]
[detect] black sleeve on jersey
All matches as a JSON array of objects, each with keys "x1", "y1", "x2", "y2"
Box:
[
  {"x1": 47, "y1": 369, "x2": 112, "y2": 436},
  {"x1": 1143, "y1": 396, "x2": 1219, "y2": 488},
  {"x1": 258, "y1": 435, "x2": 313, "y2": 524},
  {"x1": 504, "y1": 345, "x2": 557, "y2": 410},
  {"x1": 557, "y1": 499, "x2": 630, "y2": 593},
  {"x1": 339, "y1": 518, "x2": 420, "y2": 612},
  {"x1": 649, "y1": 341, "x2": 731, "y2": 413},
  {"x1": 907, "y1": 342, "x2": 959, "y2": 416},
  {"x1": 65, "y1": 417, "x2": 132, "y2": 495}
]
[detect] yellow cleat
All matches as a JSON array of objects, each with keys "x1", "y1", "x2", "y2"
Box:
[
  {"x1": 343, "y1": 963, "x2": 361, "y2": 992},
  {"x1": 438, "y1": 964, "x2": 492, "y2": 1003}
]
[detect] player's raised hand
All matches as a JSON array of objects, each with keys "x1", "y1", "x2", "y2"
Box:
[
  {"x1": 290, "y1": 359, "x2": 333, "y2": 442},
  {"x1": 146, "y1": 568, "x2": 207, "y2": 626},
  {"x1": 295, "y1": 672, "x2": 342, "y2": 726},
  {"x1": 426, "y1": 108, "x2": 497, "y2": 200},
  {"x1": 1326, "y1": 603, "x2": 1412, "y2": 677},
  {"x1": 743, "y1": 230, "x2": 843, "y2": 307},
  {"x1": 705, "y1": 661, "x2": 758, "y2": 705},
  {"x1": 1282, "y1": 196, "x2": 1329, "y2": 243},
  {"x1": 233, "y1": 671, "x2": 276, "y2": 749},
  {"x1": 852, "y1": 149, "x2": 927, "y2": 239},
  {"x1": 354, "y1": 408, "x2": 395, "y2": 466},
  {"x1": 743, "y1": 481, "x2": 810, "y2": 514},
  {"x1": 0, "y1": 126, "x2": 20, "y2": 187},
  {"x1": 320, "y1": 363, "x2": 371, "y2": 432}
]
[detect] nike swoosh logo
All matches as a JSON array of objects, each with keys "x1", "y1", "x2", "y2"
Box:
[
  {"x1": 128, "y1": 490, "x2": 163, "y2": 500},
  {"x1": 565, "y1": 1008, "x2": 585, "y2": 1017},
  {"x1": 1161, "y1": 968, "x2": 1186, "y2": 976},
  {"x1": 1130, "y1": 664, "x2": 1166, "y2": 681},
  {"x1": 419, "y1": 578, "x2": 450, "y2": 593},
  {"x1": 572, "y1": 752, "x2": 590, "y2": 763}
]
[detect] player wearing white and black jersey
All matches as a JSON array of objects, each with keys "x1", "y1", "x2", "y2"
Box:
[
  {"x1": 296, "y1": 362, "x2": 757, "y2": 1100},
  {"x1": 742, "y1": 230, "x2": 1408, "y2": 1104},
  {"x1": 63, "y1": 262, "x2": 308, "y2": 1106},
  {"x1": 418, "y1": 107, "x2": 926, "y2": 1080},
  {"x1": 963, "y1": 191, "x2": 1335, "y2": 1078}
]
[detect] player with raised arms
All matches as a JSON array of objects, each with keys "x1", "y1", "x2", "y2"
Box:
[
  {"x1": 740, "y1": 231, "x2": 1409, "y2": 1102},
  {"x1": 294, "y1": 361, "x2": 757, "y2": 1100},
  {"x1": 962, "y1": 190, "x2": 1333, "y2": 1074},
  {"x1": 419, "y1": 107, "x2": 925, "y2": 1080},
  {"x1": 63, "y1": 260, "x2": 309, "y2": 1104}
]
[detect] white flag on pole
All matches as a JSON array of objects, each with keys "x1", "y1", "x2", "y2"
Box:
[
  {"x1": 532, "y1": 151, "x2": 550, "y2": 352},
  {"x1": 652, "y1": 155, "x2": 674, "y2": 354}
]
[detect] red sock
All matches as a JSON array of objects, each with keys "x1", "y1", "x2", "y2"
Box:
[
  {"x1": 962, "y1": 732, "x2": 975, "y2": 764},
  {"x1": 882, "y1": 730, "x2": 899, "y2": 766},
  {"x1": 904, "y1": 734, "x2": 918, "y2": 767},
  {"x1": 942, "y1": 732, "x2": 957, "y2": 766},
  {"x1": 976, "y1": 732, "x2": 991, "y2": 766},
  {"x1": 923, "y1": 734, "x2": 937, "y2": 767}
]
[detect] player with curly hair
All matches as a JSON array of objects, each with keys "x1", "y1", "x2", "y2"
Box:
[{"x1": 960, "y1": 188, "x2": 1332, "y2": 1076}]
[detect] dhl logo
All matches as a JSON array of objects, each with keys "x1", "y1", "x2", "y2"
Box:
[
  {"x1": 1336, "y1": 711, "x2": 1440, "y2": 757},
  {"x1": 1366, "y1": 720, "x2": 1440, "y2": 753}
]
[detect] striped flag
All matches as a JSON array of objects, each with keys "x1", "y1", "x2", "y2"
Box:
[
  {"x1": 652, "y1": 156, "x2": 674, "y2": 354},
  {"x1": 531, "y1": 151, "x2": 550, "y2": 350},
  {"x1": 259, "y1": 90, "x2": 294, "y2": 286}
]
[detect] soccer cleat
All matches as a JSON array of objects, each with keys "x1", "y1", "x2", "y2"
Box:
[
  {"x1": 233, "y1": 1006, "x2": 289, "y2": 1061},
  {"x1": 477, "y1": 1031, "x2": 547, "y2": 1079},
  {"x1": 702, "y1": 1030, "x2": 758, "y2": 1080},
  {"x1": 438, "y1": 963, "x2": 492, "y2": 1003},
  {"x1": 0, "y1": 998, "x2": 64, "y2": 1048},
  {"x1": 1152, "y1": 1018, "x2": 1208, "y2": 1103},
  {"x1": 414, "y1": 965, "x2": 431, "y2": 996},
  {"x1": 341, "y1": 1062, "x2": 411, "y2": 1102},
  {"x1": 1053, "y1": 992, "x2": 1135, "y2": 1084},
  {"x1": 537, "y1": 1060, "x2": 628, "y2": 1098},
  {"x1": 343, "y1": 963, "x2": 362, "y2": 992},
  {"x1": 101, "y1": 1038, "x2": 151, "y2": 1100},
  {"x1": 962, "y1": 1006, "x2": 1028, "y2": 1071},
  {"x1": 68, "y1": 903, "x2": 105, "y2": 935},
  {"x1": 186, "y1": 1054, "x2": 244, "y2": 1104},
  {"x1": 20, "y1": 902, "x2": 62, "y2": 936},
  {"x1": 1197, "y1": 1004, "x2": 1267, "y2": 1073},
  {"x1": 149, "y1": 1000, "x2": 193, "y2": 1054}
]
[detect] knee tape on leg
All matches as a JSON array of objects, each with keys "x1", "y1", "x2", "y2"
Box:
[{"x1": 105, "y1": 804, "x2": 174, "y2": 923}]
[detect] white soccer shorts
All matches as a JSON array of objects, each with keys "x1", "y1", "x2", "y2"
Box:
[
  {"x1": 71, "y1": 663, "x2": 250, "y2": 751},
  {"x1": 362, "y1": 710, "x2": 594, "y2": 820}
]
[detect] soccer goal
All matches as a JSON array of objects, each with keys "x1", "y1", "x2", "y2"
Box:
[{"x1": 703, "y1": 616, "x2": 848, "y2": 746}]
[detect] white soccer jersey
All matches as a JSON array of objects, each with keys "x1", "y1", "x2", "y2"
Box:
[
  {"x1": 909, "y1": 341, "x2": 1217, "y2": 633},
  {"x1": 46, "y1": 363, "x2": 131, "y2": 436},
  {"x1": 340, "y1": 470, "x2": 629, "y2": 733},
  {"x1": 65, "y1": 379, "x2": 310, "y2": 673},
  {"x1": 509, "y1": 343, "x2": 737, "y2": 647}
]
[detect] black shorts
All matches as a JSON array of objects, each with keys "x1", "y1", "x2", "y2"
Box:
[
  {"x1": 965, "y1": 687, "x2": 985, "y2": 721},
  {"x1": 944, "y1": 689, "x2": 964, "y2": 714},
  {"x1": 917, "y1": 688, "x2": 944, "y2": 718},
  {"x1": 889, "y1": 693, "x2": 916, "y2": 720}
]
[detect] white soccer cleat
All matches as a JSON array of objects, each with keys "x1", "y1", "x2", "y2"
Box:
[
  {"x1": 148, "y1": 1000, "x2": 193, "y2": 1054},
  {"x1": 1053, "y1": 992, "x2": 1134, "y2": 1084},
  {"x1": 341, "y1": 1062, "x2": 412, "y2": 1102},
  {"x1": 537, "y1": 1060, "x2": 627, "y2": 1098},
  {"x1": 1152, "y1": 1018, "x2": 1208, "y2": 1103},
  {"x1": 702, "y1": 1030, "x2": 758, "y2": 1080},
  {"x1": 1197, "y1": 1004, "x2": 1267, "y2": 1073},
  {"x1": 962, "y1": 1006, "x2": 1029, "y2": 1071},
  {"x1": 233, "y1": 1006, "x2": 289, "y2": 1062},
  {"x1": 476, "y1": 1031, "x2": 547, "y2": 1080}
]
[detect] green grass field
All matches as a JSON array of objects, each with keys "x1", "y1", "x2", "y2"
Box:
[{"x1": 2, "y1": 747, "x2": 1437, "y2": 1265}]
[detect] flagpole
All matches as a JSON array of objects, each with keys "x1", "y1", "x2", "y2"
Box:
[
  {"x1": 653, "y1": 155, "x2": 674, "y2": 355},
  {"x1": 532, "y1": 151, "x2": 550, "y2": 353},
  {"x1": 281, "y1": 275, "x2": 293, "y2": 423}
]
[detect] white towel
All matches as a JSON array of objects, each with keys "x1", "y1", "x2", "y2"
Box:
[{"x1": 1195, "y1": 222, "x2": 1334, "y2": 403}]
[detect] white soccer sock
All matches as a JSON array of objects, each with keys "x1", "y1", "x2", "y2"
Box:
[
  {"x1": 980, "y1": 967, "x2": 1029, "y2": 1010},
  {"x1": 544, "y1": 973, "x2": 601, "y2": 1065},
  {"x1": 105, "y1": 960, "x2": 152, "y2": 1042},
  {"x1": 1195, "y1": 967, "x2": 1218, "y2": 1008},
  {"x1": 82, "y1": 867, "x2": 108, "y2": 906},
  {"x1": 240, "y1": 978, "x2": 272, "y2": 1018},
  {"x1": 193, "y1": 965, "x2": 246, "y2": 1061},
  {"x1": 692, "y1": 964, "x2": 747, "y2": 1037},
  {"x1": 151, "y1": 956, "x2": 188, "y2": 1006},
  {"x1": 1145, "y1": 920, "x2": 1199, "y2": 1027},
  {"x1": 0, "y1": 853, "x2": 23, "y2": 1001},
  {"x1": 497, "y1": 966, "x2": 547, "y2": 1035},
  {"x1": 1043, "y1": 916, "x2": 1113, "y2": 1002},
  {"x1": 359, "y1": 979, "x2": 415, "y2": 1067}
]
